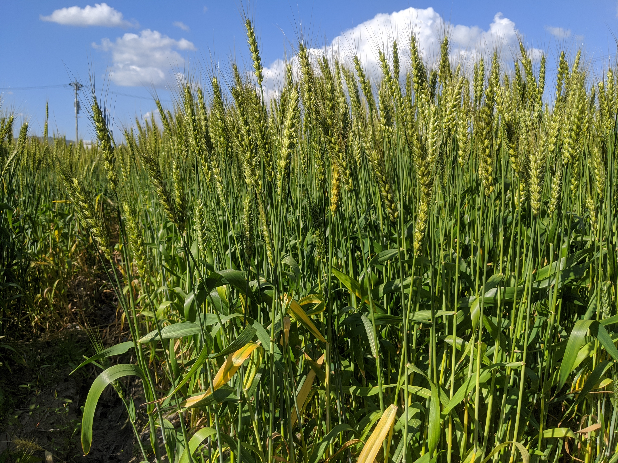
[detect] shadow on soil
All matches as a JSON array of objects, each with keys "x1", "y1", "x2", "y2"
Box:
[{"x1": 0, "y1": 280, "x2": 144, "y2": 462}]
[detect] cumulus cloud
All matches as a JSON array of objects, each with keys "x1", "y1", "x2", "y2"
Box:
[
  {"x1": 173, "y1": 21, "x2": 190, "y2": 31},
  {"x1": 93, "y1": 29, "x2": 196, "y2": 87},
  {"x1": 545, "y1": 26, "x2": 571, "y2": 39},
  {"x1": 40, "y1": 3, "x2": 137, "y2": 28},
  {"x1": 262, "y1": 8, "x2": 542, "y2": 98}
]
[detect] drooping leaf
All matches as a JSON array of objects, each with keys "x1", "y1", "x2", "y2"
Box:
[
  {"x1": 558, "y1": 320, "x2": 618, "y2": 390},
  {"x1": 368, "y1": 248, "x2": 399, "y2": 266},
  {"x1": 82, "y1": 364, "x2": 144, "y2": 454},
  {"x1": 284, "y1": 294, "x2": 326, "y2": 342},
  {"x1": 291, "y1": 354, "x2": 325, "y2": 427},
  {"x1": 179, "y1": 427, "x2": 217, "y2": 463},
  {"x1": 71, "y1": 341, "x2": 134, "y2": 375},
  {"x1": 209, "y1": 325, "x2": 257, "y2": 358},
  {"x1": 139, "y1": 322, "x2": 202, "y2": 343},
  {"x1": 180, "y1": 342, "x2": 259, "y2": 409}
]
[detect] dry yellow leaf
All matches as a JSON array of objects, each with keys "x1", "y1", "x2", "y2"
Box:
[{"x1": 356, "y1": 404, "x2": 398, "y2": 463}]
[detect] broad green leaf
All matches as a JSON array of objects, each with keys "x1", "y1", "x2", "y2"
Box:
[
  {"x1": 369, "y1": 248, "x2": 399, "y2": 266},
  {"x1": 558, "y1": 320, "x2": 595, "y2": 389},
  {"x1": 209, "y1": 325, "x2": 257, "y2": 358},
  {"x1": 139, "y1": 322, "x2": 202, "y2": 343},
  {"x1": 332, "y1": 267, "x2": 384, "y2": 312},
  {"x1": 470, "y1": 274, "x2": 504, "y2": 329},
  {"x1": 601, "y1": 315, "x2": 618, "y2": 326},
  {"x1": 71, "y1": 341, "x2": 134, "y2": 375},
  {"x1": 406, "y1": 363, "x2": 451, "y2": 407},
  {"x1": 251, "y1": 319, "x2": 275, "y2": 349},
  {"x1": 373, "y1": 313, "x2": 403, "y2": 325},
  {"x1": 332, "y1": 267, "x2": 365, "y2": 300},
  {"x1": 559, "y1": 320, "x2": 618, "y2": 390},
  {"x1": 573, "y1": 342, "x2": 594, "y2": 371},
  {"x1": 410, "y1": 310, "x2": 455, "y2": 324},
  {"x1": 202, "y1": 313, "x2": 242, "y2": 326},
  {"x1": 427, "y1": 382, "x2": 440, "y2": 456},
  {"x1": 82, "y1": 364, "x2": 144, "y2": 454},
  {"x1": 591, "y1": 323, "x2": 618, "y2": 361},
  {"x1": 542, "y1": 428, "x2": 576, "y2": 439},
  {"x1": 217, "y1": 269, "x2": 256, "y2": 301},
  {"x1": 413, "y1": 454, "x2": 437, "y2": 463},
  {"x1": 179, "y1": 427, "x2": 217, "y2": 463}
]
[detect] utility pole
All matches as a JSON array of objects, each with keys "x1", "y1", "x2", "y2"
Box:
[{"x1": 69, "y1": 81, "x2": 83, "y2": 145}]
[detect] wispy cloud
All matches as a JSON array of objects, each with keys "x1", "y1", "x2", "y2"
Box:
[
  {"x1": 40, "y1": 3, "x2": 137, "y2": 28},
  {"x1": 173, "y1": 21, "x2": 190, "y2": 31},
  {"x1": 93, "y1": 29, "x2": 196, "y2": 87},
  {"x1": 545, "y1": 26, "x2": 571, "y2": 39},
  {"x1": 262, "y1": 8, "x2": 542, "y2": 98}
]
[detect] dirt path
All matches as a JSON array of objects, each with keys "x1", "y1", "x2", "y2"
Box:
[
  {"x1": 0, "y1": 270, "x2": 147, "y2": 463},
  {"x1": 0, "y1": 328, "x2": 146, "y2": 463}
]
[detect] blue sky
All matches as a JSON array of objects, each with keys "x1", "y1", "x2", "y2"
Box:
[{"x1": 1, "y1": 0, "x2": 617, "y2": 141}]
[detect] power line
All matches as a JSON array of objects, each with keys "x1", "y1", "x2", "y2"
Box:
[
  {"x1": 110, "y1": 90, "x2": 172, "y2": 102},
  {"x1": 0, "y1": 85, "x2": 172, "y2": 102},
  {"x1": 0, "y1": 84, "x2": 70, "y2": 91}
]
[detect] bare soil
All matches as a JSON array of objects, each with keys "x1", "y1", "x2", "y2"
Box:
[{"x1": 0, "y1": 275, "x2": 143, "y2": 463}]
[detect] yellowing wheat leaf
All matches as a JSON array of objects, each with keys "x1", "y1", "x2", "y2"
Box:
[
  {"x1": 181, "y1": 342, "x2": 259, "y2": 409},
  {"x1": 284, "y1": 294, "x2": 326, "y2": 343},
  {"x1": 291, "y1": 353, "x2": 325, "y2": 427},
  {"x1": 356, "y1": 404, "x2": 398, "y2": 463}
]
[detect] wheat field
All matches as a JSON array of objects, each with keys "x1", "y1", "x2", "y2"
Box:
[{"x1": 2, "y1": 21, "x2": 618, "y2": 463}]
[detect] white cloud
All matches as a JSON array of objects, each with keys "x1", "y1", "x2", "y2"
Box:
[
  {"x1": 262, "y1": 8, "x2": 542, "y2": 97},
  {"x1": 93, "y1": 29, "x2": 196, "y2": 87},
  {"x1": 203, "y1": 6, "x2": 208, "y2": 13},
  {"x1": 40, "y1": 3, "x2": 137, "y2": 28},
  {"x1": 173, "y1": 21, "x2": 190, "y2": 31},
  {"x1": 545, "y1": 26, "x2": 571, "y2": 39}
]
